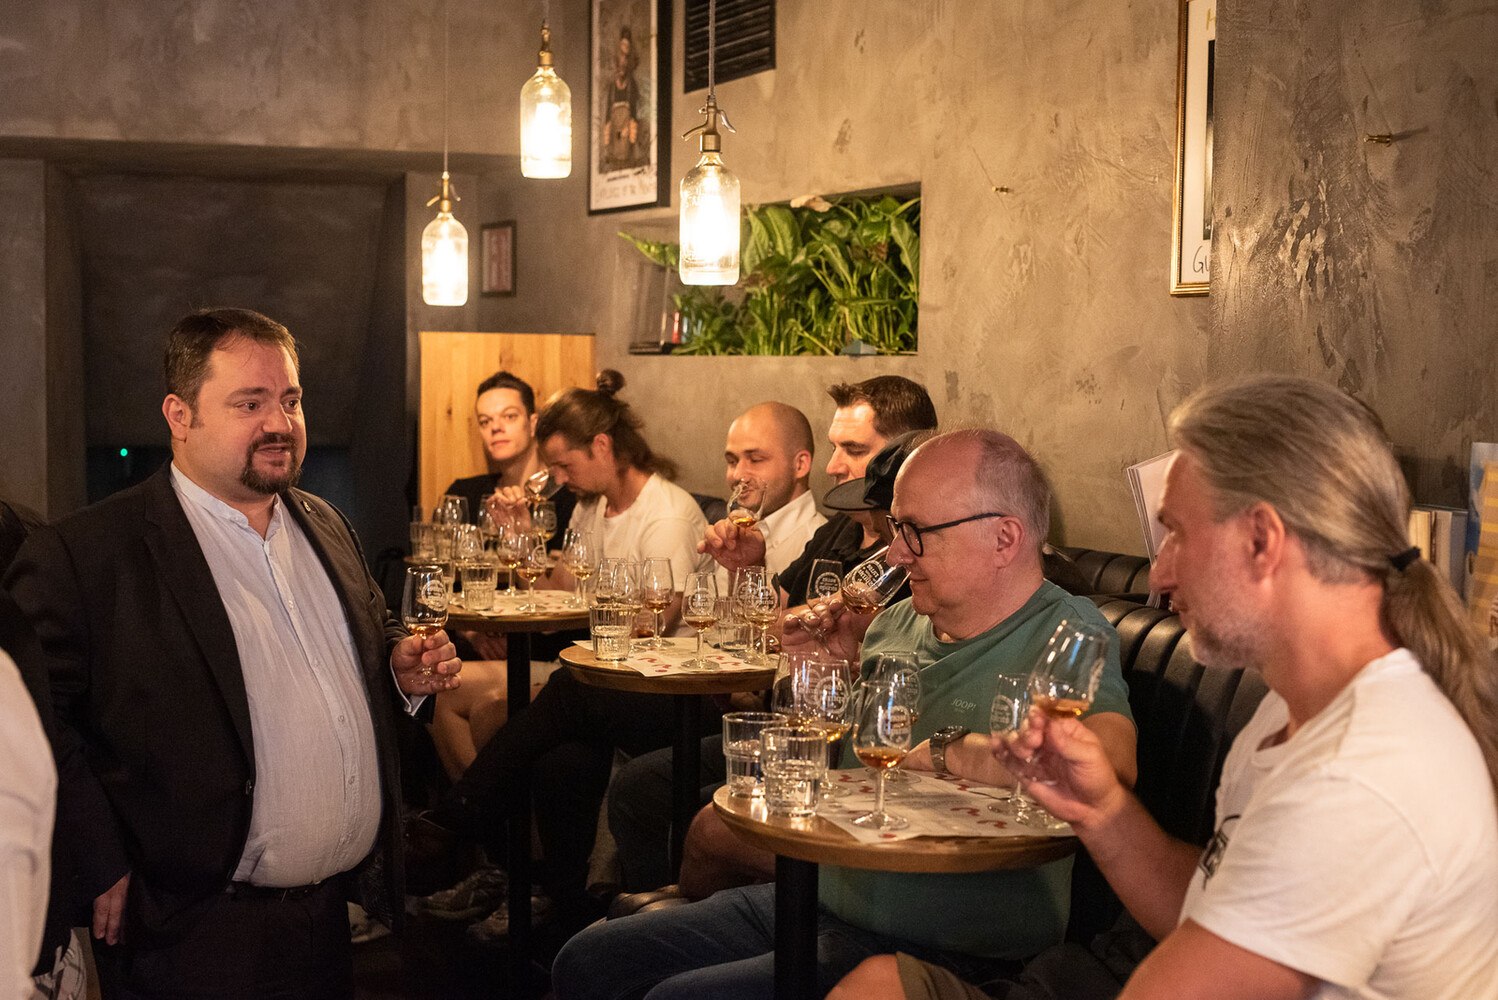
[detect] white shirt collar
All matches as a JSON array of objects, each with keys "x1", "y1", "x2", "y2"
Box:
[{"x1": 170, "y1": 462, "x2": 284, "y2": 537}]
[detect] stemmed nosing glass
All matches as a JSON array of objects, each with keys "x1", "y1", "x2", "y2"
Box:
[
  {"x1": 806, "y1": 547, "x2": 909, "y2": 644},
  {"x1": 773, "y1": 650, "x2": 854, "y2": 798},
  {"x1": 680, "y1": 572, "x2": 720, "y2": 669},
  {"x1": 850, "y1": 671, "x2": 914, "y2": 831},
  {"x1": 860, "y1": 652, "x2": 922, "y2": 786},
  {"x1": 734, "y1": 566, "x2": 780, "y2": 664},
  {"x1": 1002, "y1": 618, "x2": 1110, "y2": 829},
  {"x1": 513, "y1": 531, "x2": 549, "y2": 612},
  {"x1": 726, "y1": 477, "x2": 767, "y2": 528},
  {"x1": 639, "y1": 558, "x2": 675, "y2": 650},
  {"x1": 525, "y1": 468, "x2": 563, "y2": 505},
  {"x1": 561, "y1": 528, "x2": 598, "y2": 609}
]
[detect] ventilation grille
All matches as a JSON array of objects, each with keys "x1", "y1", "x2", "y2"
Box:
[{"x1": 684, "y1": 0, "x2": 775, "y2": 92}]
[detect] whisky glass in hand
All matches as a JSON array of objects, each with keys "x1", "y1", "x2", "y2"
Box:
[{"x1": 402, "y1": 565, "x2": 448, "y2": 676}]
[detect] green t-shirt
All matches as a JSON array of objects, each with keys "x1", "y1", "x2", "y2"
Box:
[{"x1": 819, "y1": 581, "x2": 1134, "y2": 959}]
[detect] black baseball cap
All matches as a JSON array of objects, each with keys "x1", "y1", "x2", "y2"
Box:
[{"x1": 823, "y1": 431, "x2": 923, "y2": 512}]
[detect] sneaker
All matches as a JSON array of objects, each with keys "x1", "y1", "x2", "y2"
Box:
[
  {"x1": 464, "y1": 894, "x2": 554, "y2": 947},
  {"x1": 419, "y1": 865, "x2": 509, "y2": 922}
]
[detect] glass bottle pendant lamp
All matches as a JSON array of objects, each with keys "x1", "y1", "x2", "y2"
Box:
[
  {"x1": 422, "y1": 1, "x2": 468, "y2": 306},
  {"x1": 679, "y1": 0, "x2": 739, "y2": 286},
  {"x1": 520, "y1": 21, "x2": 572, "y2": 178},
  {"x1": 679, "y1": 96, "x2": 739, "y2": 285},
  {"x1": 422, "y1": 172, "x2": 469, "y2": 306}
]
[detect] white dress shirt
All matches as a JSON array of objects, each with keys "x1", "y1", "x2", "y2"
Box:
[
  {"x1": 172, "y1": 466, "x2": 381, "y2": 888},
  {"x1": 714, "y1": 488, "x2": 827, "y2": 592},
  {"x1": 0, "y1": 648, "x2": 54, "y2": 1000}
]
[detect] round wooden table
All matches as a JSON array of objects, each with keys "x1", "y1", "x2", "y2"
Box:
[
  {"x1": 712, "y1": 785, "x2": 1078, "y2": 1000},
  {"x1": 447, "y1": 599, "x2": 589, "y2": 995},
  {"x1": 561, "y1": 643, "x2": 775, "y2": 879}
]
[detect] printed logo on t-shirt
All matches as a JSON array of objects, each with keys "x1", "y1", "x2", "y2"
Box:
[
  {"x1": 1198, "y1": 814, "x2": 1240, "y2": 882},
  {"x1": 951, "y1": 698, "x2": 976, "y2": 713}
]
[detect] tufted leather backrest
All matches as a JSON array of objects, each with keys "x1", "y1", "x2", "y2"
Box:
[
  {"x1": 1066, "y1": 598, "x2": 1269, "y2": 942},
  {"x1": 1061, "y1": 546, "x2": 1151, "y2": 598}
]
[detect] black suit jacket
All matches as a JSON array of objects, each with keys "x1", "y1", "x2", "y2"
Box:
[{"x1": 4, "y1": 464, "x2": 407, "y2": 945}]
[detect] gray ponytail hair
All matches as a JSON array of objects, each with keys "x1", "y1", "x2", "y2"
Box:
[{"x1": 1170, "y1": 374, "x2": 1498, "y2": 792}]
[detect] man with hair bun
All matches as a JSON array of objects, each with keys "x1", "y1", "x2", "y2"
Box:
[{"x1": 840, "y1": 374, "x2": 1498, "y2": 1000}]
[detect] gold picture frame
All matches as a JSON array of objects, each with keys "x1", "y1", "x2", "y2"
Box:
[{"x1": 1171, "y1": 0, "x2": 1215, "y2": 296}]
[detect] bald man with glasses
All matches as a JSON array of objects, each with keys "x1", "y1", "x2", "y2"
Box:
[{"x1": 553, "y1": 430, "x2": 1137, "y2": 1000}]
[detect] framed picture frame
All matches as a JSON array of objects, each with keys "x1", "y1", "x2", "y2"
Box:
[
  {"x1": 588, "y1": 0, "x2": 671, "y2": 215},
  {"x1": 480, "y1": 221, "x2": 516, "y2": 297},
  {"x1": 1171, "y1": 0, "x2": 1215, "y2": 296}
]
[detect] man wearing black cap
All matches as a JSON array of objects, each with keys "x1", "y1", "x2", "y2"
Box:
[{"x1": 701, "y1": 377, "x2": 938, "y2": 607}]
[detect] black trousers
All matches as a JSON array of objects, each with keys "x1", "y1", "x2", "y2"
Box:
[
  {"x1": 98, "y1": 878, "x2": 352, "y2": 1000},
  {"x1": 607, "y1": 735, "x2": 727, "y2": 892},
  {"x1": 437, "y1": 669, "x2": 719, "y2": 902}
]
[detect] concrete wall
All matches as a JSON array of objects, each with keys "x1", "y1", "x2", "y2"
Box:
[
  {"x1": 0, "y1": 161, "x2": 49, "y2": 512},
  {"x1": 482, "y1": 0, "x2": 1212, "y2": 551},
  {"x1": 3, "y1": 0, "x2": 1494, "y2": 554},
  {"x1": 1212, "y1": 0, "x2": 1498, "y2": 508}
]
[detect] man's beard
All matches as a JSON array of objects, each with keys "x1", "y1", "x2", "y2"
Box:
[{"x1": 240, "y1": 433, "x2": 302, "y2": 495}]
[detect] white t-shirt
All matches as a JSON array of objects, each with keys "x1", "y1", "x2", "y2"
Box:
[
  {"x1": 1180, "y1": 649, "x2": 1498, "y2": 999},
  {"x1": 0, "y1": 649, "x2": 55, "y2": 1000},
  {"x1": 572, "y1": 474, "x2": 713, "y2": 625}
]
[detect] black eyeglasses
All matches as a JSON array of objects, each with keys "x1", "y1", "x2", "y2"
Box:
[{"x1": 885, "y1": 512, "x2": 1009, "y2": 556}]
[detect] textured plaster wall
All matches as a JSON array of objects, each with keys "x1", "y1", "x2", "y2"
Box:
[
  {"x1": 0, "y1": 161, "x2": 49, "y2": 512},
  {"x1": 1212, "y1": 0, "x2": 1498, "y2": 507},
  {"x1": 483, "y1": 0, "x2": 1212, "y2": 551},
  {"x1": 0, "y1": 0, "x2": 568, "y2": 157}
]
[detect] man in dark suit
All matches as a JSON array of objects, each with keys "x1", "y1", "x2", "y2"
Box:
[{"x1": 5, "y1": 308, "x2": 460, "y2": 1000}]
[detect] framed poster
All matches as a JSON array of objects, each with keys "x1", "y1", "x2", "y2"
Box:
[
  {"x1": 481, "y1": 221, "x2": 515, "y2": 297},
  {"x1": 1171, "y1": 0, "x2": 1215, "y2": 296},
  {"x1": 589, "y1": 0, "x2": 671, "y2": 214}
]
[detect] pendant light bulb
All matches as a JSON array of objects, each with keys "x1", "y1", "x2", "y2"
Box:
[
  {"x1": 423, "y1": 3, "x2": 468, "y2": 306},
  {"x1": 423, "y1": 173, "x2": 469, "y2": 306},
  {"x1": 679, "y1": 0, "x2": 739, "y2": 285},
  {"x1": 521, "y1": 21, "x2": 572, "y2": 178},
  {"x1": 679, "y1": 116, "x2": 740, "y2": 285}
]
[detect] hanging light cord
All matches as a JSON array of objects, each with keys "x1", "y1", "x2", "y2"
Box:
[
  {"x1": 442, "y1": 1, "x2": 450, "y2": 179},
  {"x1": 707, "y1": 0, "x2": 716, "y2": 100},
  {"x1": 683, "y1": 0, "x2": 733, "y2": 139}
]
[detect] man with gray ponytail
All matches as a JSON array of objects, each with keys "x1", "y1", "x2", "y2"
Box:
[{"x1": 838, "y1": 374, "x2": 1498, "y2": 1000}]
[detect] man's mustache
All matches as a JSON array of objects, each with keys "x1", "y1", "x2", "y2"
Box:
[{"x1": 251, "y1": 434, "x2": 296, "y2": 451}]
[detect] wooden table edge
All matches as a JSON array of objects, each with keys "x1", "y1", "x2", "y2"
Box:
[
  {"x1": 711, "y1": 786, "x2": 1077, "y2": 873},
  {"x1": 559, "y1": 645, "x2": 776, "y2": 695}
]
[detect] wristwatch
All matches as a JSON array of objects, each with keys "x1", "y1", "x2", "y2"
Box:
[{"x1": 929, "y1": 725, "x2": 970, "y2": 776}]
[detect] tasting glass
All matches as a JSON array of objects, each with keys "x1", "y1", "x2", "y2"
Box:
[
  {"x1": 987, "y1": 673, "x2": 1033, "y2": 818},
  {"x1": 639, "y1": 558, "x2": 675, "y2": 649},
  {"x1": 850, "y1": 677, "x2": 913, "y2": 830},
  {"x1": 402, "y1": 565, "x2": 448, "y2": 676},
  {"x1": 735, "y1": 567, "x2": 779, "y2": 664},
  {"x1": 726, "y1": 477, "x2": 766, "y2": 528},
  {"x1": 773, "y1": 651, "x2": 854, "y2": 798},
  {"x1": 514, "y1": 532, "x2": 549, "y2": 612},
  {"x1": 861, "y1": 652, "x2": 922, "y2": 786},
  {"x1": 562, "y1": 529, "x2": 598, "y2": 608},
  {"x1": 680, "y1": 571, "x2": 720, "y2": 669}
]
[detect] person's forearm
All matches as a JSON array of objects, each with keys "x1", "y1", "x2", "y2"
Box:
[{"x1": 1078, "y1": 794, "x2": 1200, "y2": 941}]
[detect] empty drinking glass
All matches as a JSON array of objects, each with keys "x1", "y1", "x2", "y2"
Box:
[{"x1": 721, "y1": 711, "x2": 785, "y2": 797}]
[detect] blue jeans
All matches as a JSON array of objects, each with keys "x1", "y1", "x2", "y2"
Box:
[{"x1": 552, "y1": 883, "x2": 1020, "y2": 1000}]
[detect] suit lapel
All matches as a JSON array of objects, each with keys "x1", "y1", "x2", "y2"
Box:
[{"x1": 141, "y1": 467, "x2": 256, "y2": 762}]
